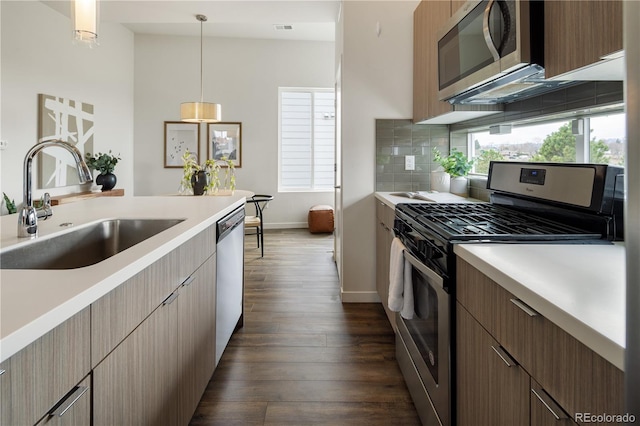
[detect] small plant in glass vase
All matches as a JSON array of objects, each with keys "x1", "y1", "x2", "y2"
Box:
[
  {"x1": 85, "y1": 150, "x2": 121, "y2": 191},
  {"x1": 432, "y1": 147, "x2": 474, "y2": 196}
]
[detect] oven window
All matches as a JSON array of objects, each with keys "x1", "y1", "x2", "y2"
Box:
[{"x1": 404, "y1": 266, "x2": 439, "y2": 384}]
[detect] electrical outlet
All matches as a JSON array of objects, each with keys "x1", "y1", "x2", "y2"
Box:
[
  {"x1": 0, "y1": 140, "x2": 7, "y2": 150},
  {"x1": 405, "y1": 155, "x2": 415, "y2": 171}
]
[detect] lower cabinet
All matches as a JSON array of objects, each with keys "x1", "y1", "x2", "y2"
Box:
[
  {"x1": 93, "y1": 254, "x2": 217, "y2": 426},
  {"x1": 457, "y1": 303, "x2": 529, "y2": 425},
  {"x1": 456, "y1": 258, "x2": 624, "y2": 426},
  {"x1": 375, "y1": 200, "x2": 396, "y2": 329},
  {"x1": 34, "y1": 375, "x2": 92, "y2": 426},
  {"x1": 0, "y1": 308, "x2": 90, "y2": 426},
  {"x1": 177, "y1": 253, "x2": 217, "y2": 424}
]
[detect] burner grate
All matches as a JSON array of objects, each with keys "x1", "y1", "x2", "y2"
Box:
[{"x1": 398, "y1": 203, "x2": 601, "y2": 241}]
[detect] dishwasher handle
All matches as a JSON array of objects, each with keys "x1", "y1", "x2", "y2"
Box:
[{"x1": 217, "y1": 207, "x2": 245, "y2": 242}]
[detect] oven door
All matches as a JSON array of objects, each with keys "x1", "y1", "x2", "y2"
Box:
[{"x1": 396, "y1": 250, "x2": 451, "y2": 426}]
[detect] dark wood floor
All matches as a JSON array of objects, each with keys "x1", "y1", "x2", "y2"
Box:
[{"x1": 189, "y1": 229, "x2": 421, "y2": 425}]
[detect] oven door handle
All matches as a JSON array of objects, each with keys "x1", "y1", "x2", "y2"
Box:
[{"x1": 403, "y1": 250, "x2": 445, "y2": 290}]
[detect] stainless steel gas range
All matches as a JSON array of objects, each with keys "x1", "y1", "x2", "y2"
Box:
[{"x1": 393, "y1": 161, "x2": 624, "y2": 426}]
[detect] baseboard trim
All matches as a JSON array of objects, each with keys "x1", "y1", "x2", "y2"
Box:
[
  {"x1": 340, "y1": 290, "x2": 381, "y2": 303},
  {"x1": 263, "y1": 222, "x2": 308, "y2": 229}
]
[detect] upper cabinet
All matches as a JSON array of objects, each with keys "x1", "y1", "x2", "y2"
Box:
[
  {"x1": 544, "y1": 0, "x2": 623, "y2": 79},
  {"x1": 413, "y1": 0, "x2": 453, "y2": 123}
]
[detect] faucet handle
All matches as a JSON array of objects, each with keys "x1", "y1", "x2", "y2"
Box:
[{"x1": 37, "y1": 192, "x2": 53, "y2": 220}]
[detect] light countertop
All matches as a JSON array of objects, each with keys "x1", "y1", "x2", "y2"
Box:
[
  {"x1": 375, "y1": 191, "x2": 477, "y2": 208},
  {"x1": 0, "y1": 192, "x2": 251, "y2": 363},
  {"x1": 454, "y1": 243, "x2": 625, "y2": 370}
]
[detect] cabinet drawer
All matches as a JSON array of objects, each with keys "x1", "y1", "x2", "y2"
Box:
[
  {"x1": 0, "y1": 308, "x2": 90, "y2": 426},
  {"x1": 376, "y1": 200, "x2": 395, "y2": 230},
  {"x1": 457, "y1": 258, "x2": 536, "y2": 372}
]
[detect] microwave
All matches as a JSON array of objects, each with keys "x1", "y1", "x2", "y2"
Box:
[{"x1": 437, "y1": 0, "x2": 570, "y2": 105}]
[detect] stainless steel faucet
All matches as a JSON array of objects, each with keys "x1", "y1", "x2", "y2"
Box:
[{"x1": 18, "y1": 139, "x2": 93, "y2": 238}]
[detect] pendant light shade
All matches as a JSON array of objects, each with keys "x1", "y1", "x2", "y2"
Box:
[
  {"x1": 181, "y1": 14, "x2": 221, "y2": 123},
  {"x1": 72, "y1": 0, "x2": 99, "y2": 47}
]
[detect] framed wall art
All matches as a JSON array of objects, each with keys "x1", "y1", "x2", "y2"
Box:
[
  {"x1": 207, "y1": 122, "x2": 242, "y2": 167},
  {"x1": 37, "y1": 93, "x2": 95, "y2": 189},
  {"x1": 164, "y1": 121, "x2": 200, "y2": 168}
]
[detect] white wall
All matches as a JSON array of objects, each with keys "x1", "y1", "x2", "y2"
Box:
[
  {"x1": 339, "y1": 1, "x2": 418, "y2": 302},
  {"x1": 133, "y1": 35, "x2": 334, "y2": 227},
  {"x1": 0, "y1": 1, "x2": 134, "y2": 211}
]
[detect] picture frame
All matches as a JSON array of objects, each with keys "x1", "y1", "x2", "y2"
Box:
[
  {"x1": 164, "y1": 121, "x2": 200, "y2": 168},
  {"x1": 207, "y1": 122, "x2": 242, "y2": 167}
]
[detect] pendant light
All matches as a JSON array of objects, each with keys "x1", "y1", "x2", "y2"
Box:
[
  {"x1": 72, "y1": 0, "x2": 99, "y2": 47},
  {"x1": 181, "y1": 14, "x2": 221, "y2": 123}
]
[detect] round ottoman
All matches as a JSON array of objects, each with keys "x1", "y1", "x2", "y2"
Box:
[{"x1": 308, "y1": 205, "x2": 334, "y2": 233}]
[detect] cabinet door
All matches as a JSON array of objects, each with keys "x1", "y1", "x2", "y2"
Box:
[
  {"x1": 0, "y1": 361, "x2": 10, "y2": 425},
  {"x1": 530, "y1": 379, "x2": 577, "y2": 426},
  {"x1": 176, "y1": 254, "x2": 217, "y2": 424},
  {"x1": 544, "y1": 0, "x2": 622, "y2": 78},
  {"x1": 93, "y1": 295, "x2": 179, "y2": 426},
  {"x1": 35, "y1": 375, "x2": 91, "y2": 426},
  {"x1": 376, "y1": 202, "x2": 396, "y2": 329},
  {"x1": 532, "y1": 314, "x2": 625, "y2": 423},
  {"x1": 457, "y1": 303, "x2": 529, "y2": 426},
  {"x1": 0, "y1": 308, "x2": 90, "y2": 426},
  {"x1": 413, "y1": 0, "x2": 452, "y2": 122}
]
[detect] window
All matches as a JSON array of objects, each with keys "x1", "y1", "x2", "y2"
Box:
[
  {"x1": 469, "y1": 111, "x2": 626, "y2": 174},
  {"x1": 279, "y1": 88, "x2": 335, "y2": 191}
]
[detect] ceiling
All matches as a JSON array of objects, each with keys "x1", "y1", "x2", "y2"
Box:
[{"x1": 43, "y1": 0, "x2": 339, "y2": 41}]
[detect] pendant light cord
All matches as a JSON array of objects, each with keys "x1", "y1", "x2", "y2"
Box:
[{"x1": 196, "y1": 14, "x2": 207, "y2": 104}]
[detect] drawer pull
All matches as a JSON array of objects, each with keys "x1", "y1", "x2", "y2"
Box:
[
  {"x1": 0, "y1": 369, "x2": 5, "y2": 376},
  {"x1": 531, "y1": 387, "x2": 569, "y2": 420},
  {"x1": 181, "y1": 275, "x2": 195, "y2": 287},
  {"x1": 163, "y1": 291, "x2": 179, "y2": 305},
  {"x1": 491, "y1": 345, "x2": 516, "y2": 368},
  {"x1": 510, "y1": 298, "x2": 540, "y2": 317},
  {"x1": 50, "y1": 385, "x2": 89, "y2": 417}
]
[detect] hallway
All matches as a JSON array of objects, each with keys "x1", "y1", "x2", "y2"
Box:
[{"x1": 190, "y1": 229, "x2": 420, "y2": 425}]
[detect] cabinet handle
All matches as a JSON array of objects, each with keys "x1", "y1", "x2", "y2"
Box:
[
  {"x1": 510, "y1": 298, "x2": 540, "y2": 317},
  {"x1": 181, "y1": 275, "x2": 195, "y2": 287},
  {"x1": 163, "y1": 291, "x2": 179, "y2": 305},
  {"x1": 50, "y1": 385, "x2": 89, "y2": 417},
  {"x1": 491, "y1": 345, "x2": 517, "y2": 368},
  {"x1": 0, "y1": 369, "x2": 5, "y2": 376},
  {"x1": 531, "y1": 387, "x2": 569, "y2": 420}
]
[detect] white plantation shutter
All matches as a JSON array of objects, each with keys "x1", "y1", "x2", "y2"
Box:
[{"x1": 280, "y1": 89, "x2": 335, "y2": 191}]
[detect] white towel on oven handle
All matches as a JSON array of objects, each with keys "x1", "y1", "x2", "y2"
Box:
[{"x1": 388, "y1": 237, "x2": 414, "y2": 319}]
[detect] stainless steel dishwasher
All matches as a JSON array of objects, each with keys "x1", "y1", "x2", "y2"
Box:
[{"x1": 215, "y1": 206, "x2": 245, "y2": 366}]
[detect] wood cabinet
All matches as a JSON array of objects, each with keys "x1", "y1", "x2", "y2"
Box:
[
  {"x1": 413, "y1": 0, "x2": 452, "y2": 123},
  {"x1": 93, "y1": 287, "x2": 180, "y2": 426},
  {"x1": 457, "y1": 302, "x2": 529, "y2": 425},
  {"x1": 375, "y1": 200, "x2": 396, "y2": 329},
  {"x1": 544, "y1": 0, "x2": 623, "y2": 79},
  {"x1": 0, "y1": 308, "x2": 90, "y2": 426},
  {"x1": 176, "y1": 254, "x2": 217, "y2": 424},
  {"x1": 457, "y1": 258, "x2": 624, "y2": 426},
  {"x1": 93, "y1": 225, "x2": 219, "y2": 425},
  {"x1": 35, "y1": 376, "x2": 91, "y2": 426}
]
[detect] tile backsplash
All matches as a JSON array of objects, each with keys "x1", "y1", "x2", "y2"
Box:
[{"x1": 375, "y1": 119, "x2": 449, "y2": 192}]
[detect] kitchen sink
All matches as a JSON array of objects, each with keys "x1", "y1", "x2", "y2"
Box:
[{"x1": 0, "y1": 218, "x2": 184, "y2": 270}]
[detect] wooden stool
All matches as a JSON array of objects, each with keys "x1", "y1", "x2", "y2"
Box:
[{"x1": 308, "y1": 205, "x2": 334, "y2": 233}]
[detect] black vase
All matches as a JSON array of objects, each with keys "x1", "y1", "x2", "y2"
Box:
[
  {"x1": 96, "y1": 172, "x2": 117, "y2": 191},
  {"x1": 191, "y1": 170, "x2": 207, "y2": 196}
]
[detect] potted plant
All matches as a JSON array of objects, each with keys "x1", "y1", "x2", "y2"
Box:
[
  {"x1": 180, "y1": 151, "x2": 236, "y2": 196},
  {"x1": 432, "y1": 147, "x2": 474, "y2": 195},
  {"x1": 85, "y1": 150, "x2": 121, "y2": 191}
]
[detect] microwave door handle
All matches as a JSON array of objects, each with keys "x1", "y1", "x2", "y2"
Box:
[{"x1": 483, "y1": 0, "x2": 500, "y2": 61}]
